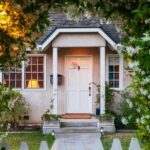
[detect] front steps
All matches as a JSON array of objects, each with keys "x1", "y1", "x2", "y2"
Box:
[
  {"x1": 60, "y1": 119, "x2": 97, "y2": 127},
  {"x1": 43, "y1": 118, "x2": 116, "y2": 134}
]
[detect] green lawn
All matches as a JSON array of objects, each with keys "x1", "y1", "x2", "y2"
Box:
[
  {"x1": 2, "y1": 132, "x2": 135, "y2": 150},
  {"x1": 2, "y1": 132, "x2": 55, "y2": 150},
  {"x1": 101, "y1": 133, "x2": 135, "y2": 150}
]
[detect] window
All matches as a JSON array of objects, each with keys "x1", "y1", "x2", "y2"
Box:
[
  {"x1": 1, "y1": 55, "x2": 45, "y2": 89},
  {"x1": 2, "y1": 67, "x2": 22, "y2": 88},
  {"x1": 108, "y1": 55, "x2": 120, "y2": 88},
  {"x1": 25, "y1": 56, "x2": 44, "y2": 89}
]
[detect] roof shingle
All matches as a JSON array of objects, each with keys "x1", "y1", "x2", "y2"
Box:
[{"x1": 37, "y1": 12, "x2": 121, "y2": 45}]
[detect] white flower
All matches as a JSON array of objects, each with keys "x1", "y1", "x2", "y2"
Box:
[
  {"x1": 146, "y1": 125, "x2": 150, "y2": 133},
  {"x1": 121, "y1": 117, "x2": 128, "y2": 125},
  {"x1": 139, "y1": 88, "x2": 148, "y2": 96},
  {"x1": 128, "y1": 102, "x2": 133, "y2": 108},
  {"x1": 141, "y1": 76, "x2": 150, "y2": 85},
  {"x1": 142, "y1": 33, "x2": 150, "y2": 41},
  {"x1": 140, "y1": 117, "x2": 145, "y2": 124},
  {"x1": 136, "y1": 118, "x2": 140, "y2": 123}
]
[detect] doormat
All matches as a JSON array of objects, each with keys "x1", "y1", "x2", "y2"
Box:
[{"x1": 62, "y1": 114, "x2": 92, "y2": 119}]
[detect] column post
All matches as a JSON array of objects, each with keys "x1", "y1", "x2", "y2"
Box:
[
  {"x1": 53, "y1": 47, "x2": 58, "y2": 114},
  {"x1": 100, "y1": 47, "x2": 106, "y2": 114}
]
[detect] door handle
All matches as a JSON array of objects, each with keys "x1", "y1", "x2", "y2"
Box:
[{"x1": 89, "y1": 86, "x2": 91, "y2": 96}]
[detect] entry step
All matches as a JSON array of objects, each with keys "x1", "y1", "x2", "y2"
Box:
[{"x1": 60, "y1": 119, "x2": 98, "y2": 127}]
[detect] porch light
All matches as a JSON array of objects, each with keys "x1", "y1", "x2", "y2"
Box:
[
  {"x1": 51, "y1": 130, "x2": 55, "y2": 136},
  {"x1": 27, "y1": 79, "x2": 40, "y2": 88},
  {"x1": 100, "y1": 127, "x2": 104, "y2": 137}
]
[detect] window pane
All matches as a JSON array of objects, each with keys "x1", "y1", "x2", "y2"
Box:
[
  {"x1": 26, "y1": 65, "x2": 31, "y2": 72},
  {"x1": 115, "y1": 81, "x2": 119, "y2": 88},
  {"x1": 115, "y1": 65, "x2": 119, "y2": 72},
  {"x1": 38, "y1": 65, "x2": 43, "y2": 72},
  {"x1": 109, "y1": 66, "x2": 114, "y2": 72},
  {"x1": 16, "y1": 73, "x2": 21, "y2": 80},
  {"x1": 26, "y1": 81, "x2": 29, "y2": 88},
  {"x1": 38, "y1": 73, "x2": 43, "y2": 80},
  {"x1": 32, "y1": 57, "x2": 37, "y2": 64},
  {"x1": 109, "y1": 73, "x2": 114, "y2": 80},
  {"x1": 115, "y1": 73, "x2": 119, "y2": 79},
  {"x1": 39, "y1": 81, "x2": 44, "y2": 88},
  {"x1": 32, "y1": 65, "x2": 37, "y2": 72},
  {"x1": 10, "y1": 81, "x2": 15, "y2": 87},
  {"x1": 5, "y1": 80, "x2": 9, "y2": 87},
  {"x1": 109, "y1": 81, "x2": 114, "y2": 87},
  {"x1": 10, "y1": 73, "x2": 15, "y2": 79},
  {"x1": 32, "y1": 73, "x2": 37, "y2": 79},
  {"x1": 38, "y1": 57, "x2": 43, "y2": 64},
  {"x1": 26, "y1": 73, "x2": 31, "y2": 80},
  {"x1": 3, "y1": 73, "x2": 9, "y2": 79},
  {"x1": 16, "y1": 81, "x2": 21, "y2": 88}
]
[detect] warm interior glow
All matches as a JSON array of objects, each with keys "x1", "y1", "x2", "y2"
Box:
[
  {"x1": 3, "y1": 80, "x2": 6, "y2": 85},
  {"x1": 27, "y1": 80, "x2": 40, "y2": 88}
]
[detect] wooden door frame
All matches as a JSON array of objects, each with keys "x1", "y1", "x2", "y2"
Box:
[{"x1": 64, "y1": 55, "x2": 93, "y2": 114}]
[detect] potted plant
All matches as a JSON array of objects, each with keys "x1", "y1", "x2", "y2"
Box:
[{"x1": 42, "y1": 99, "x2": 61, "y2": 134}]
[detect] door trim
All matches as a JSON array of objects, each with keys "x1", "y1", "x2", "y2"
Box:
[{"x1": 64, "y1": 55, "x2": 93, "y2": 114}]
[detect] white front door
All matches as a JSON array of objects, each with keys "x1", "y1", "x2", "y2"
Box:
[{"x1": 65, "y1": 56, "x2": 92, "y2": 113}]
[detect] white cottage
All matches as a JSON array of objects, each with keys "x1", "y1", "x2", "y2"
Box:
[{"x1": 0, "y1": 12, "x2": 130, "y2": 125}]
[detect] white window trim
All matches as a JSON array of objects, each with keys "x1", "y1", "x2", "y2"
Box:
[
  {"x1": 106, "y1": 54, "x2": 124, "y2": 90},
  {"x1": 23, "y1": 54, "x2": 47, "y2": 91},
  {"x1": 2, "y1": 66, "x2": 23, "y2": 90},
  {"x1": 0, "y1": 70, "x2": 2, "y2": 84},
  {"x1": 1, "y1": 54, "x2": 47, "y2": 91}
]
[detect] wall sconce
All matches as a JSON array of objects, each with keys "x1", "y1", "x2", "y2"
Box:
[{"x1": 27, "y1": 79, "x2": 40, "y2": 88}]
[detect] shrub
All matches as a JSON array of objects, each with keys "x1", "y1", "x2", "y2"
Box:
[
  {"x1": 0, "y1": 85, "x2": 30, "y2": 130},
  {"x1": 41, "y1": 98, "x2": 61, "y2": 121},
  {"x1": 97, "y1": 113, "x2": 114, "y2": 120},
  {"x1": 119, "y1": 88, "x2": 140, "y2": 129}
]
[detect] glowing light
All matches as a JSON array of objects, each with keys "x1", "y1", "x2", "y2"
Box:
[{"x1": 27, "y1": 80, "x2": 40, "y2": 88}]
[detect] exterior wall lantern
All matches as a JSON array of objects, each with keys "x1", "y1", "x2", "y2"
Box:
[{"x1": 50, "y1": 74, "x2": 63, "y2": 85}]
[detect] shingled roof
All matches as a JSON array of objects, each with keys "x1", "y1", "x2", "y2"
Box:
[{"x1": 37, "y1": 12, "x2": 121, "y2": 45}]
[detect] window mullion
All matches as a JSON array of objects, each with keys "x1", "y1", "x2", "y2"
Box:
[{"x1": 22, "y1": 61, "x2": 25, "y2": 89}]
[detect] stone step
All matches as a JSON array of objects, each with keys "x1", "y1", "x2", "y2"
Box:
[
  {"x1": 57, "y1": 127, "x2": 100, "y2": 134},
  {"x1": 60, "y1": 119, "x2": 98, "y2": 127}
]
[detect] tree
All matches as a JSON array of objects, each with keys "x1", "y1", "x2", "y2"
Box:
[{"x1": 0, "y1": 0, "x2": 51, "y2": 68}]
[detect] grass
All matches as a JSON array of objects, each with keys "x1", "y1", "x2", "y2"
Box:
[
  {"x1": 1, "y1": 132, "x2": 135, "y2": 150},
  {"x1": 2, "y1": 131, "x2": 55, "y2": 150},
  {"x1": 101, "y1": 133, "x2": 135, "y2": 150}
]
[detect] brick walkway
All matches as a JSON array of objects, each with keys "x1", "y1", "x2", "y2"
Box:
[{"x1": 51, "y1": 133, "x2": 102, "y2": 150}]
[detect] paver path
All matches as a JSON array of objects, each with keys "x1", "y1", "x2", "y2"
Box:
[{"x1": 51, "y1": 133, "x2": 103, "y2": 150}]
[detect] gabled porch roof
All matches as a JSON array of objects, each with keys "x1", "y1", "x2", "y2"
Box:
[{"x1": 37, "y1": 12, "x2": 121, "y2": 50}]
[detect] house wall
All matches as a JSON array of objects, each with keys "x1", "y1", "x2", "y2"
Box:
[{"x1": 19, "y1": 38, "x2": 131, "y2": 124}]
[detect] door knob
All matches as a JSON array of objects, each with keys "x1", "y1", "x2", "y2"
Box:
[{"x1": 89, "y1": 86, "x2": 91, "y2": 96}]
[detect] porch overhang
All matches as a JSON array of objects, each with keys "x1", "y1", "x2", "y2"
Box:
[{"x1": 37, "y1": 28, "x2": 117, "y2": 50}]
